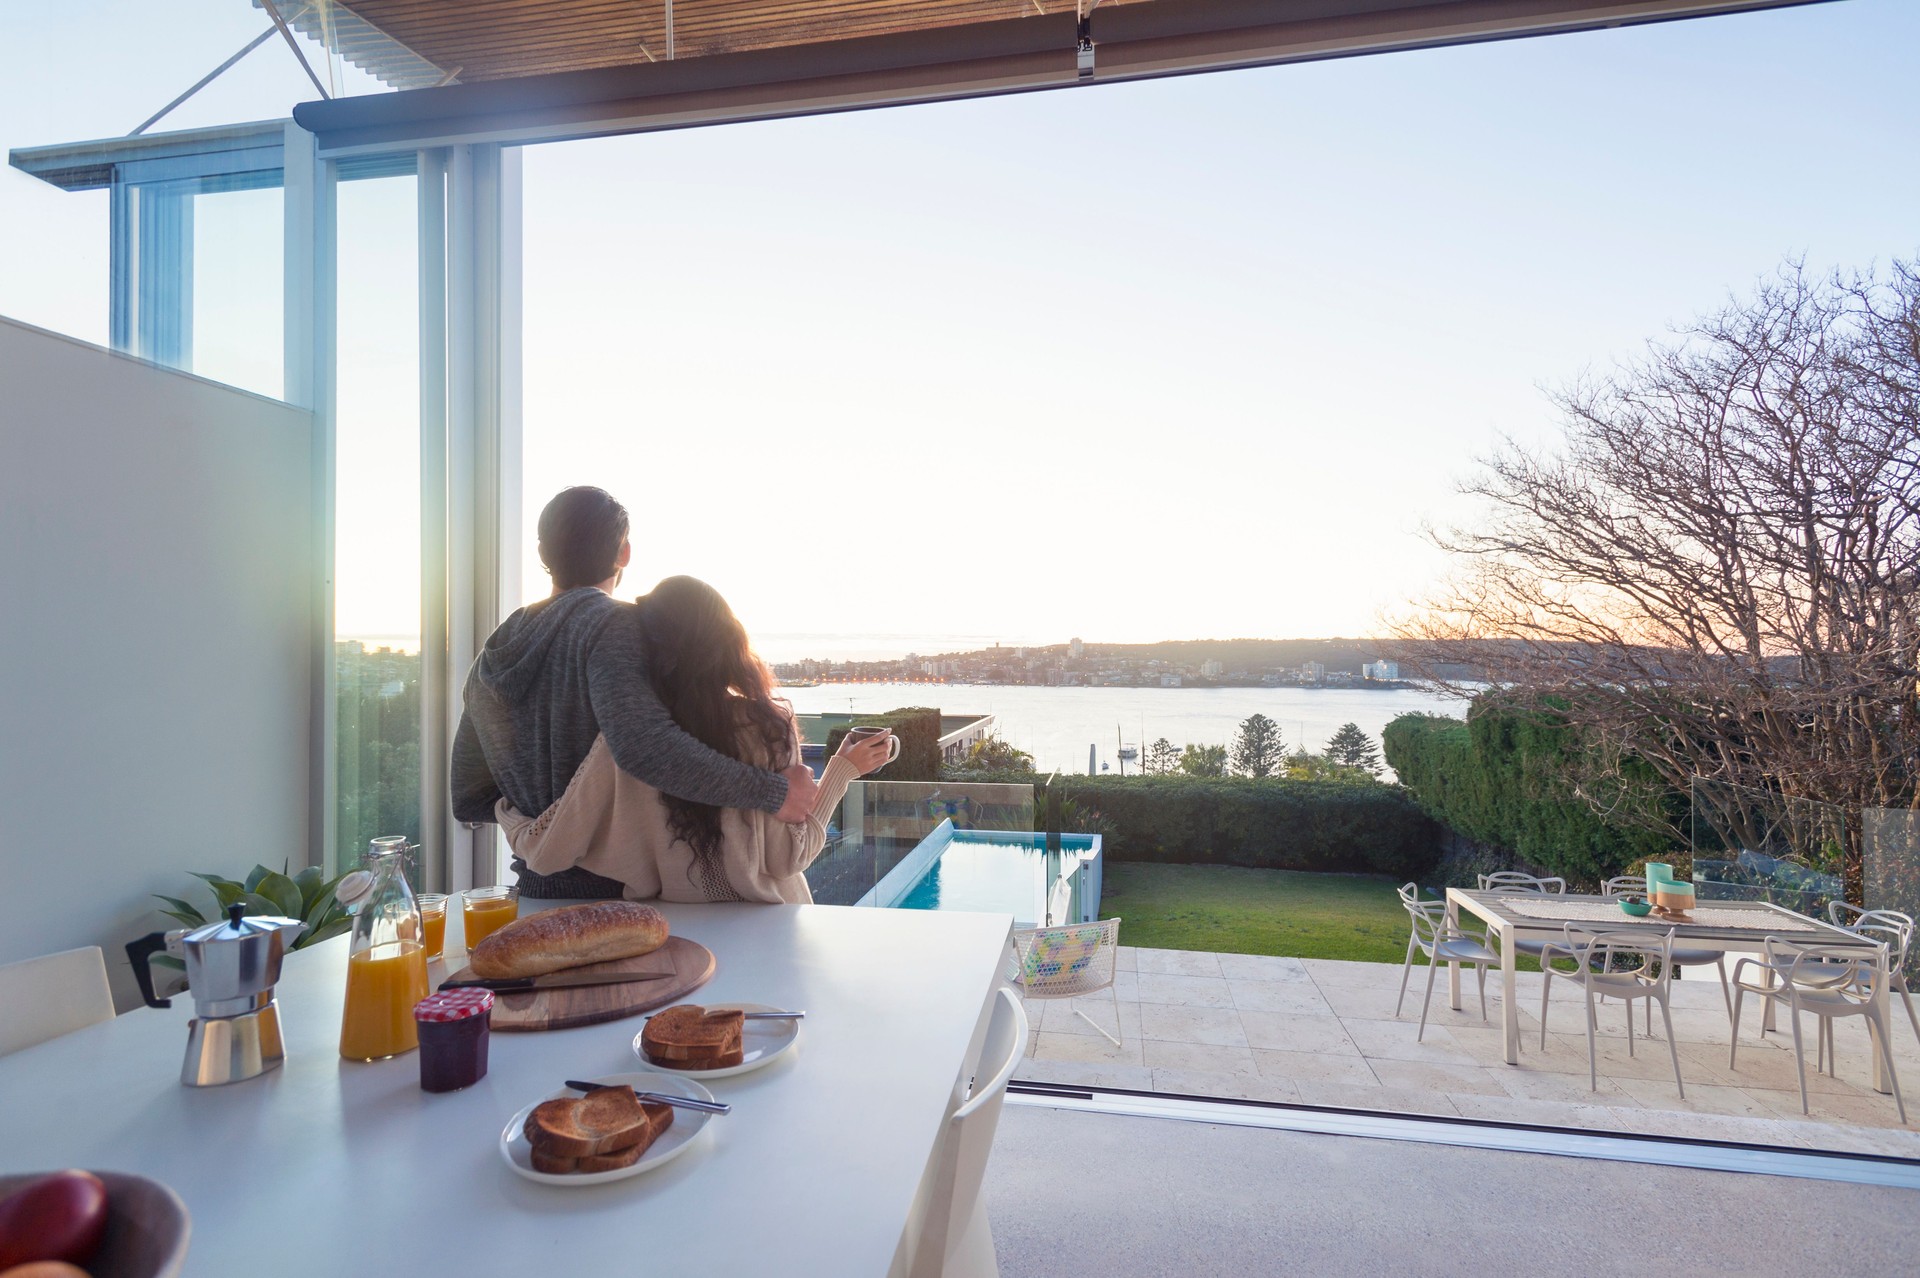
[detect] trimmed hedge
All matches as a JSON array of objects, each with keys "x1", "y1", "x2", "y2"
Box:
[
  {"x1": 823, "y1": 706, "x2": 943, "y2": 782},
  {"x1": 960, "y1": 773, "x2": 1439, "y2": 879},
  {"x1": 1382, "y1": 710, "x2": 1678, "y2": 886}
]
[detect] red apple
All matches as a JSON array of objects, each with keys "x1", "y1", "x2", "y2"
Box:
[{"x1": 0, "y1": 1172, "x2": 107, "y2": 1269}]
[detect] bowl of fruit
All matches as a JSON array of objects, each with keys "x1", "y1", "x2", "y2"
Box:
[{"x1": 0, "y1": 1171, "x2": 188, "y2": 1278}]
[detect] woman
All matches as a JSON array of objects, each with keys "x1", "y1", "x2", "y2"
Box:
[{"x1": 496, "y1": 575, "x2": 896, "y2": 903}]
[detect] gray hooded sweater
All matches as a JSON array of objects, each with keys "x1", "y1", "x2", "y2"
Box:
[{"x1": 451, "y1": 588, "x2": 788, "y2": 897}]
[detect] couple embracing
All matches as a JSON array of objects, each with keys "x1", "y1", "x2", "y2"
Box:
[{"x1": 451, "y1": 486, "x2": 895, "y2": 903}]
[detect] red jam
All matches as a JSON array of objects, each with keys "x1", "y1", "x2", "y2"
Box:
[{"x1": 413, "y1": 987, "x2": 494, "y2": 1093}]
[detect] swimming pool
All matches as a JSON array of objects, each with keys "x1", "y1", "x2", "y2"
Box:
[{"x1": 858, "y1": 822, "x2": 1103, "y2": 926}]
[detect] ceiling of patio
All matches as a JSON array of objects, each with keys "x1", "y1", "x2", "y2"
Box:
[
  {"x1": 285, "y1": 0, "x2": 1839, "y2": 152},
  {"x1": 272, "y1": 0, "x2": 1118, "y2": 86}
]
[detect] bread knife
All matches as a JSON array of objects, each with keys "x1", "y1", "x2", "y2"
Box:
[{"x1": 440, "y1": 970, "x2": 675, "y2": 993}]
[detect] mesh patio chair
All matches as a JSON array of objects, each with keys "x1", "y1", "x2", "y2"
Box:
[
  {"x1": 1007, "y1": 918, "x2": 1123, "y2": 1048},
  {"x1": 1730, "y1": 936, "x2": 1908, "y2": 1124},
  {"x1": 1396, "y1": 883, "x2": 1497, "y2": 1042},
  {"x1": 1603, "y1": 875, "x2": 1733, "y2": 1025},
  {"x1": 1826, "y1": 904, "x2": 1920, "y2": 1053},
  {"x1": 1539, "y1": 924, "x2": 1686, "y2": 1098},
  {"x1": 1477, "y1": 872, "x2": 1567, "y2": 962}
]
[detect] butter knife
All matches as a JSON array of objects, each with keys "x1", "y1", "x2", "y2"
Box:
[
  {"x1": 440, "y1": 969, "x2": 675, "y2": 993},
  {"x1": 566, "y1": 1080, "x2": 732, "y2": 1115}
]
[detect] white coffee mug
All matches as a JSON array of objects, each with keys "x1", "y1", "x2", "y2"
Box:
[{"x1": 845, "y1": 726, "x2": 903, "y2": 765}]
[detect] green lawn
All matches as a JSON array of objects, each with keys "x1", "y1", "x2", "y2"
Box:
[
  {"x1": 1100, "y1": 863, "x2": 1546, "y2": 969},
  {"x1": 1101, "y1": 863, "x2": 1414, "y2": 963}
]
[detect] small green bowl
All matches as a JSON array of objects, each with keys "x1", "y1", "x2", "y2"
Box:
[{"x1": 1618, "y1": 896, "x2": 1652, "y2": 917}]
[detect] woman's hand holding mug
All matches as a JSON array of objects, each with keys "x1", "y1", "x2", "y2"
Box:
[{"x1": 838, "y1": 726, "x2": 900, "y2": 775}]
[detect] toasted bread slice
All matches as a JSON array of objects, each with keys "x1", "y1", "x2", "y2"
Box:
[
  {"x1": 533, "y1": 1097, "x2": 677, "y2": 1174},
  {"x1": 663, "y1": 1044, "x2": 745, "y2": 1070},
  {"x1": 526, "y1": 1085, "x2": 652, "y2": 1159},
  {"x1": 642, "y1": 1005, "x2": 744, "y2": 1064}
]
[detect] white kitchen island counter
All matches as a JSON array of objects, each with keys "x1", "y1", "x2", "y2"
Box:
[{"x1": 0, "y1": 900, "x2": 1013, "y2": 1277}]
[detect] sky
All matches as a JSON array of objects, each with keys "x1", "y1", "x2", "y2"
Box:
[{"x1": 4, "y1": 1, "x2": 1918, "y2": 652}]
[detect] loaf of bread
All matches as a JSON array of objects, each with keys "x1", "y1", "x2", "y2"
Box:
[{"x1": 469, "y1": 901, "x2": 669, "y2": 978}]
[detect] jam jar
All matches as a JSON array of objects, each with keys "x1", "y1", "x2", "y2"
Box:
[{"x1": 412, "y1": 987, "x2": 495, "y2": 1092}]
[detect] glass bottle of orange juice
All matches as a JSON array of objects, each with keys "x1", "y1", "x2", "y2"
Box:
[{"x1": 339, "y1": 840, "x2": 429, "y2": 1061}]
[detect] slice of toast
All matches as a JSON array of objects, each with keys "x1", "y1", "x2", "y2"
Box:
[
  {"x1": 667, "y1": 1043, "x2": 746, "y2": 1070},
  {"x1": 525, "y1": 1086, "x2": 652, "y2": 1159},
  {"x1": 642, "y1": 1005, "x2": 744, "y2": 1065},
  {"x1": 531, "y1": 1097, "x2": 678, "y2": 1174}
]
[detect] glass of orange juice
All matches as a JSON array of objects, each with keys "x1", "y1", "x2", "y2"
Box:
[
  {"x1": 462, "y1": 885, "x2": 519, "y2": 951},
  {"x1": 417, "y1": 893, "x2": 448, "y2": 959}
]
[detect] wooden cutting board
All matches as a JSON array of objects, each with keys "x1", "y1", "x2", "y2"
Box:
[{"x1": 444, "y1": 936, "x2": 715, "y2": 1032}]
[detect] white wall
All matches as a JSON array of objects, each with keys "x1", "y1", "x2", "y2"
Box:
[{"x1": 0, "y1": 316, "x2": 314, "y2": 1010}]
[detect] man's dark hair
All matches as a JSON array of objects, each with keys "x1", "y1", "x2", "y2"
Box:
[{"x1": 537, "y1": 486, "x2": 630, "y2": 590}]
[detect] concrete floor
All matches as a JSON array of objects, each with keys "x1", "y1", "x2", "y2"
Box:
[
  {"x1": 1016, "y1": 949, "x2": 1920, "y2": 1157},
  {"x1": 984, "y1": 1103, "x2": 1918, "y2": 1277}
]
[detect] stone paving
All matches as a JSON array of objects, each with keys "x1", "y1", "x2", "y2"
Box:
[{"x1": 1012, "y1": 947, "x2": 1920, "y2": 1158}]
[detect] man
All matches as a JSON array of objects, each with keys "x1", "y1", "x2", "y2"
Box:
[{"x1": 452, "y1": 486, "x2": 818, "y2": 897}]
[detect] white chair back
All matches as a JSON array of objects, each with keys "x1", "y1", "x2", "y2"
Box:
[
  {"x1": 909, "y1": 987, "x2": 1027, "y2": 1278},
  {"x1": 1602, "y1": 876, "x2": 1647, "y2": 898},
  {"x1": 0, "y1": 946, "x2": 114, "y2": 1057},
  {"x1": 1478, "y1": 871, "x2": 1567, "y2": 895}
]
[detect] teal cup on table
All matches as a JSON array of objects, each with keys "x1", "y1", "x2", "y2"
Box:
[{"x1": 1644, "y1": 862, "x2": 1674, "y2": 889}]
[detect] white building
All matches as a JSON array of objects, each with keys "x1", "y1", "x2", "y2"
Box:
[
  {"x1": 1200, "y1": 660, "x2": 1224, "y2": 677},
  {"x1": 1068, "y1": 637, "x2": 1084, "y2": 658},
  {"x1": 1364, "y1": 660, "x2": 1400, "y2": 680},
  {"x1": 1301, "y1": 661, "x2": 1325, "y2": 682}
]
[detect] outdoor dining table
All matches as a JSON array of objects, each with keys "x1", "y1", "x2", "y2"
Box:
[
  {"x1": 0, "y1": 899, "x2": 1012, "y2": 1277},
  {"x1": 1444, "y1": 888, "x2": 1896, "y2": 1093}
]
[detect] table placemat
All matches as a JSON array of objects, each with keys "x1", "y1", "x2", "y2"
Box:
[{"x1": 1496, "y1": 897, "x2": 1823, "y2": 932}]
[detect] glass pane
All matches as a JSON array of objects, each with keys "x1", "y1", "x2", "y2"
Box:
[
  {"x1": 333, "y1": 173, "x2": 421, "y2": 875},
  {"x1": 806, "y1": 780, "x2": 1038, "y2": 909},
  {"x1": 191, "y1": 183, "x2": 284, "y2": 398}
]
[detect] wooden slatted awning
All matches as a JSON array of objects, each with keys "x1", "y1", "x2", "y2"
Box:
[
  {"x1": 284, "y1": 0, "x2": 1109, "y2": 85},
  {"x1": 291, "y1": 0, "x2": 1837, "y2": 152}
]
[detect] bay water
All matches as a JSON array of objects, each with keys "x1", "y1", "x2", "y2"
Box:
[{"x1": 778, "y1": 681, "x2": 1463, "y2": 778}]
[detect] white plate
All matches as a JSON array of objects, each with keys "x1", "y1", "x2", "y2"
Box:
[
  {"x1": 499, "y1": 1071, "x2": 716, "y2": 1186},
  {"x1": 631, "y1": 1002, "x2": 801, "y2": 1079}
]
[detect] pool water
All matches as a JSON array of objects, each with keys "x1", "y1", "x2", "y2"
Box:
[{"x1": 892, "y1": 832, "x2": 1099, "y2": 925}]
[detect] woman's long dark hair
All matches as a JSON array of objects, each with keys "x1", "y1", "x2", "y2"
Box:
[{"x1": 634, "y1": 576, "x2": 794, "y2": 892}]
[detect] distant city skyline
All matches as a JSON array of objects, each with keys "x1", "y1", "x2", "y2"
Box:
[{"x1": 4, "y1": 3, "x2": 1917, "y2": 644}]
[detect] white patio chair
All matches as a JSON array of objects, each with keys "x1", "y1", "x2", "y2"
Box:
[
  {"x1": 1603, "y1": 874, "x2": 1733, "y2": 1025},
  {"x1": 1539, "y1": 925, "x2": 1685, "y2": 1097},
  {"x1": 1730, "y1": 936, "x2": 1907, "y2": 1124},
  {"x1": 1395, "y1": 883, "x2": 1496, "y2": 1042},
  {"x1": 1007, "y1": 918, "x2": 1123, "y2": 1048},
  {"x1": 1477, "y1": 872, "x2": 1567, "y2": 962},
  {"x1": 0, "y1": 946, "x2": 114, "y2": 1058},
  {"x1": 906, "y1": 986, "x2": 1028, "y2": 1278},
  {"x1": 1826, "y1": 904, "x2": 1920, "y2": 1053}
]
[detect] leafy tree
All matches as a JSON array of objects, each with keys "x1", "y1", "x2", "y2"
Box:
[
  {"x1": 1177, "y1": 744, "x2": 1228, "y2": 777},
  {"x1": 1325, "y1": 723, "x2": 1382, "y2": 775},
  {"x1": 1231, "y1": 714, "x2": 1285, "y2": 778},
  {"x1": 1144, "y1": 738, "x2": 1182, "y2": 776},
  {"x1": 959, "y1": 734, "x2": 1035, "y2": 774},
  {"x1": 1283, "y1": 750, "x2": 1380, "y2": 785}
]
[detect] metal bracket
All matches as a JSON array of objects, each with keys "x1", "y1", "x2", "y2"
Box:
[{"x1": 1076, "y1": 18, "x2": 1095, "y2": 79}]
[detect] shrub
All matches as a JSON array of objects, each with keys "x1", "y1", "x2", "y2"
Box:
[
  {"x1": 823, "y1": 706, "x2": 942, "y2": 781},
  {"x1": 1383, "y1": 709, "x2": 1679, "y2": 887},
  {"x1": 959, "y1": 773, "x2": 1438, "y2": 879}
]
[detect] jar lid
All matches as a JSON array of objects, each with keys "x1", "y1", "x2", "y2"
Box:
[{"x1": 414, "y1": 987, "x2": 495, "y2": 1022}]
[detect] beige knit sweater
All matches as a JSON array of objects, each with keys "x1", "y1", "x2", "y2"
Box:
[{"x1": 495, "y1": 715, "x2": 858, "y2": 904}]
